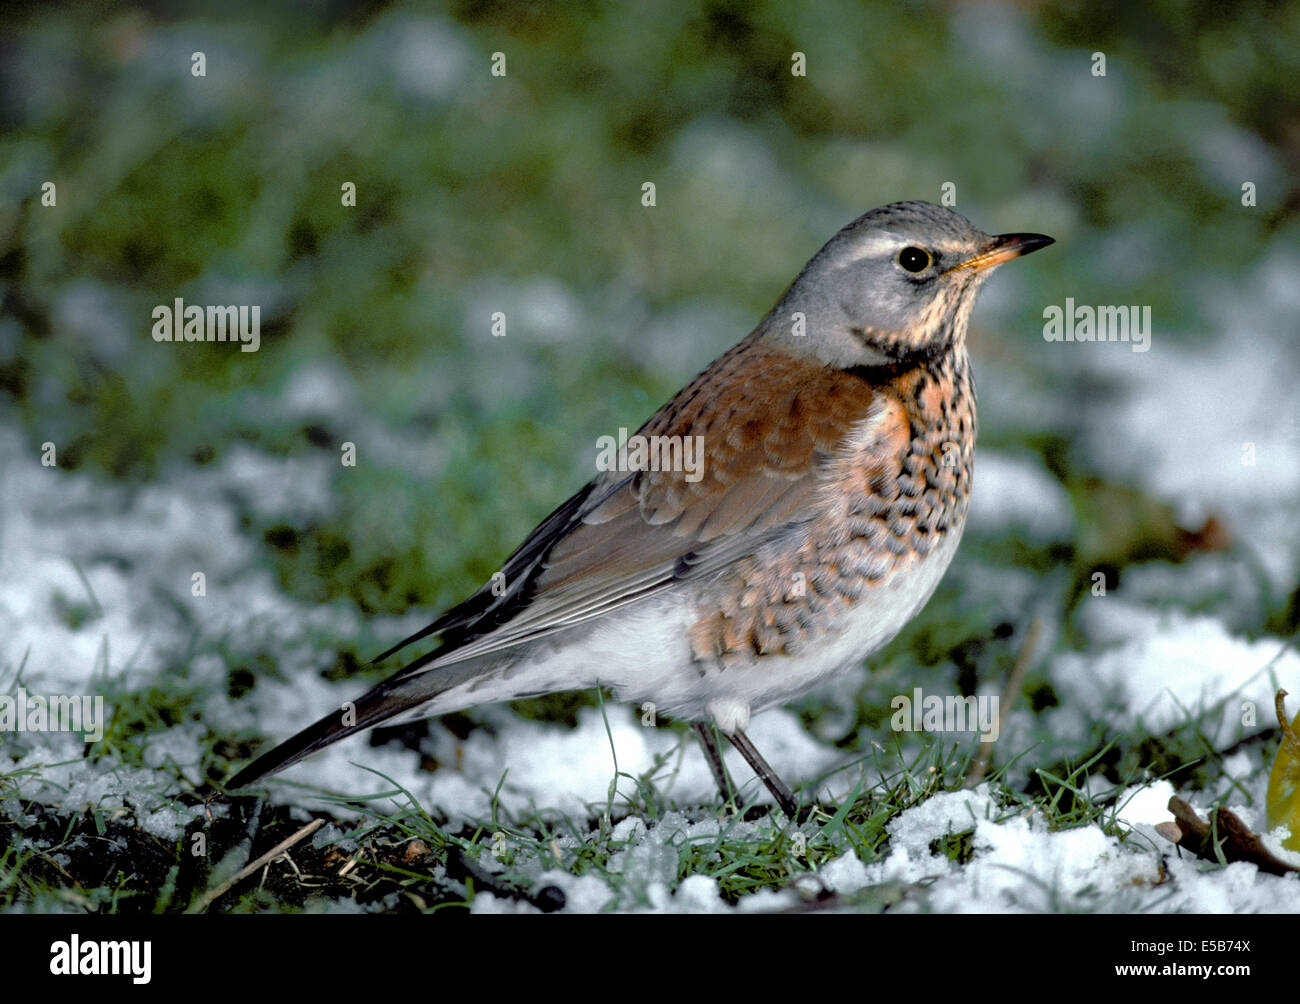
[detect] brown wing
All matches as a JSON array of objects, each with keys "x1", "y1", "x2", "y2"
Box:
[
  {"x1": 229, "y1": 342, "x2": 907, "y2": 787},
  {"x1": 410, "y1": 338, "x2": 886, "y2": 668}
]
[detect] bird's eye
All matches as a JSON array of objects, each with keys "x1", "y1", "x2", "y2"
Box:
[{"x1": 898, "y1": 246, "x2": 932, "y2": 273}]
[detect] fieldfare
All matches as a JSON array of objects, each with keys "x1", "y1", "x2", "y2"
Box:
[{"x1": 229, "y1": 201, "x2": 1054, "y2": 818}]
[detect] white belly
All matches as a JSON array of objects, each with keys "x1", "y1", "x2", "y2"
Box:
[
  {"x1": 608, "y1": 525, "x2": 963, "y2": 729},
  {"x1": 423, "y1": 526, "x2": 964, "y2": 733}
]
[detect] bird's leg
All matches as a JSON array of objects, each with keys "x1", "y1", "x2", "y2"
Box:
[
  {"x1": 693, "y1": 722, "x2": 743, "y2": 812},
  {"x1": 725, "y1": 729, "x2": 800, "y2": 820}
]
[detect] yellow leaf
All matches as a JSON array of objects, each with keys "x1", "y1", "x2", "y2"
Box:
[{"x1": 1266, "y1": 691, "x2": 1300, "y2": 852}]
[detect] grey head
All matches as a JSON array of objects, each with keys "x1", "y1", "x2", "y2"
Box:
[{"x1": 758, "y1": 201, "x2": 1053, "y2": 368}]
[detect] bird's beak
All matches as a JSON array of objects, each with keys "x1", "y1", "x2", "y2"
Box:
[{"x1": 949, "y1": 232, "x2": 1055, "y2": 275}]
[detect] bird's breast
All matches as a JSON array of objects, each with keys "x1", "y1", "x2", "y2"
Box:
[{"x1": 686, "y1": 349, "x2": 976, "y2": 673}]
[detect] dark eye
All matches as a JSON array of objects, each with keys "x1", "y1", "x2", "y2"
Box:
[{"x1": 898, "y1": 246, "x2": 931, "y2": 273}]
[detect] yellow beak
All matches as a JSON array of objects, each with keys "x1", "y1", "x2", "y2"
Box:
[{"x1": 949, "y1": 232, "x2": 1055, "y2": 275}]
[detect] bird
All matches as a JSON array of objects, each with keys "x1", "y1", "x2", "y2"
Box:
[{"x1": 228, "y1": 201, "x2": 1053, "y2": 818}]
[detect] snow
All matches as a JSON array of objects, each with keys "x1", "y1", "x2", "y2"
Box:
[
  {"x1": 3, "y1": 235, "x2": 1298, "y2": 912},
  {"x1": 242, "y1": 698, "x2": 845, "y2": 826},
  {"x1": 1053, "y1": 607, "x2": 1300, "y2": 744},
  {"x1": 814, "y1": 783, "x2": 1297, "y2": 913},
  {"x1": 1069, "y1": 237, "x2": 1300, "y2": 594},
  {"x1": 968, "y1": 449, "x2": 1072, "y2": 539}
]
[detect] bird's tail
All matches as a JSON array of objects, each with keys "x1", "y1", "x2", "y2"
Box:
[{"x1": 226, "y1": 653, "x2": 477, "y2": 789}]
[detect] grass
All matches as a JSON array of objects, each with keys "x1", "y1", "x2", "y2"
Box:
[
  {"x1": 0, "y1": 671, "x2": 1267, "y2": 913},
  {"x1": 1, "y1": 453, "x2": 1292, "y2": 912},
  {"x1": 2, "y1": 1, "x2": 1297, "y2": 912},
  {"x1": 1, "y1": 418, "x2": 1291, "y2": 912}
]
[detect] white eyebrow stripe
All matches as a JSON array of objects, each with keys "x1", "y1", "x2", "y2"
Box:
[
  {"x1": 841, "y1": 234, "x2": 906, "y2": 262},
  {"x1": 842, "y1": 233, "x2": 975, "y2": 264}
]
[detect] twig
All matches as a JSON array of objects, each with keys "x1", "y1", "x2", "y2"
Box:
[
  {"x1": 1156, "y1": 796, "x2": 1298, "y2": 876},
  {"x1": 966, "y1": 617, "x2": 1043, "y2": 787},
  {"x1": 190, "y1": 817, "x2": 325, "y2": 912}
]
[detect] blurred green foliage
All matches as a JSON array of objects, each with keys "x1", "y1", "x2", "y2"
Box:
[
  {"x1": 1, "y1": 0, "x2": 1295, "y2": 626},
  {"x1": 1, "y1": 4, "x2": 1296, "y2": 913}
]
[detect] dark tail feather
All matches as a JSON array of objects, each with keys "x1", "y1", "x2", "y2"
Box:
[{"x1": 227, "y1": 655, "x2": 449, "y2": 789}]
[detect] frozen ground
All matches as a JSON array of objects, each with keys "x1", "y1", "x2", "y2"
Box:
[{"x1": 2, "y1": 238, "x2": 1298, "y2": 912}]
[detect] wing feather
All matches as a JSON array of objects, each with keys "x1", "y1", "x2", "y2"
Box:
[{"x1": 390, "y1": 339, "x2": 883, "y2": 671}]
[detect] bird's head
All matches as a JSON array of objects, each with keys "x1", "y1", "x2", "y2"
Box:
[{"x1": 766, "y1": 201, "x2": 1053, "y2": 368}]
